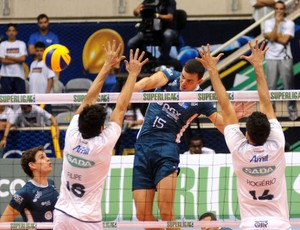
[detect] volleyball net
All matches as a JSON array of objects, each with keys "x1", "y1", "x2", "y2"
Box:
[{"x1": 0, "y1": 91, "x2": 300, "y2": 229}]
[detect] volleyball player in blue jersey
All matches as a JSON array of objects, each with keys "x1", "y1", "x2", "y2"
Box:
[
  {"x1": 0, "y1": 146, "x2": 59, "y2": 227},
  {"x1": 132, "y1": 59, "x2": 226, "y2": 226}
]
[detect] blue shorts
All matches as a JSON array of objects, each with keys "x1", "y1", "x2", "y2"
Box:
[{"x1": 132, "y1": 140, "x2": 180, "y2": 191}]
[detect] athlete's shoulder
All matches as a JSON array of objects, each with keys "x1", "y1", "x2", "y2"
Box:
[
  {"x1": 15, "y1": 181, "x2": 34, "y2": 196},
  {"x1": 161, "y1": 68, "x2": 180, "y2": 79},
  {"x1": 47, "y1": 178, "x2": 55, "y2": 186}
]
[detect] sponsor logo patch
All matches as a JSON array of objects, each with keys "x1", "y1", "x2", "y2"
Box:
[
  {"x1": 243, "y1": 166, "x2": 275, "y2": 176},
  {"x1": 66, "y1": 154, "x2": 95, "y2": 168}
]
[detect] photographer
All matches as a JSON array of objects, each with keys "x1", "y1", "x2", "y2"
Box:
[{"x1": 127, "y1": 0, "x2": 177, "y2": 61}]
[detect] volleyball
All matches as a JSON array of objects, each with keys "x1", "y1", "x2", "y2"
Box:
[{"x1": 43, "y1": 44, "x2": 71, "y2": 72}]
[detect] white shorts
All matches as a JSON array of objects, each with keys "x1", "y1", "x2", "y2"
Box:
[
  {"x1": 53, "y1": 209, "x2": 103, "y2": 230},
  {"x1": 240, "y1": 216, "x2": 291, "y2": 230}
]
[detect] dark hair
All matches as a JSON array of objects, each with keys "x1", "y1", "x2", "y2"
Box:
[
  {"x1": 34, "y1": 41, "x2": 46, "y2": 49},
  {"x1": 78, "y1": 104, "x2": 107, "y2": 139},
  {"x1": 246, "y1": 111, "x2": 270, "y2": 146},
  {"x1": 37, "y1": 13, "x2": 49, "y2": 21},
  {"x1": 183, "y1": 59, "x2": 205, "y2": 80},
  {"x1": 190, "y1": 135, "x2": 204, "y2": 143},
  {"x1": 21, "y1": 145, "x2": 44, "y2": 178},
  {"x1": 199, "y1": 212, "x2": 217, "y2": 221},
  {"x1": 276, "y1": 1, "x2": 286, "y2": 8},
  {"x1": 6, "y1": 23, "x2": 17, "y2": 31}
]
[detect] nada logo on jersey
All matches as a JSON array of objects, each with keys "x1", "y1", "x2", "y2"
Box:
[
  {"x1": 243, "y1": 166, "x2": 276, "y2": 176},
  {"x1": 250, "y1": 155, "x2": 268, "y2": 163},
  {"x1": 67, "y1": 154, "x2": 95, "y2": 168},
  {"x1": 72, "y1": 145, "x2": 90, "y2": 155}
]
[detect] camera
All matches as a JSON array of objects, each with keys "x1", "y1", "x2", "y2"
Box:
[{"x1": 137, "y1": 0, "x2": 161, "y2": 33}]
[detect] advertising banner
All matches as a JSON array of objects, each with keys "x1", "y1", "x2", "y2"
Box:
[{"x1": 1, "y1": 153, "x2": 300, "y2": 221}]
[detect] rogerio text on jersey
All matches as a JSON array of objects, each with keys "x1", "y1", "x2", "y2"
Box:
[
  {"x1": 143, "y1": 92, "x2": 179, "y2": 101},
  {"x1": 0, "y1": 95, "x2": 35, "y2": 103}
]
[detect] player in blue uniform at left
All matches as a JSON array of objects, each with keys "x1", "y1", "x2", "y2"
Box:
[{"x1": 0, "y1": 145, "x2": 59, "y2": 226}]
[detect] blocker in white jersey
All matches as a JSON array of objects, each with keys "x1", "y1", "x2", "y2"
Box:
[
  {"x1": 54, "y1": 115, "x2": 121, "y2": 222},
  {"x1": 225, "y1": 119, "x2": 290, "y2": 229},
  {"x1": 53, "y1": 41, "x2": 148, "y2": 230},
  {"x1": 198, "y1": 40, "x2": 290, "y2": 230}
]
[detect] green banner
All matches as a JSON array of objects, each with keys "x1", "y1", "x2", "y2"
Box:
[{"x1": 1, "y1": 153, "x2": 300, "y2": 221}]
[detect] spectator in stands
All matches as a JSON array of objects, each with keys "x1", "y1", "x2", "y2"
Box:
[
  {"x1": 199, "y1": 212, "x2": 232, "y2": 230},
  {"x1": 28, "y1": 42, "x2": 55, "y2": 94},
  {"x1": 183, "y1": 135, "x2": 215, "y2": 155},
  {"x1": 128, "y1": 0, "x2": 177, "y2": 62},
  {"x1": 122, "y1": 103, "x2": 144, "y2": 130},
  {"x1": 249, "y1": 0, "x2": 277, "y2": 31},
  {"x1": 28, "y1": 41, "x2": 55, "y2": 113},
  {"x1": 28, "y1": 13, "x2": 59, "y2": 56},
  {"x1": 0, "y1": 23, "x2": 28, "y2": 94},
  {"x1": 0, "y1": 145, "x2": 59, "y2": 224},
  {"x1": 0, "y1": 105, "x2": 15, "y2": 158},
  {"x1": 264, "y1": 1, "x2": 298, "y2": 121},
  {"x1": 13, "y1": 105, "x2": 59, "y2": 139}
]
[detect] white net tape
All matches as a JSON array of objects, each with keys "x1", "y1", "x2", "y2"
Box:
[
  {"x1": 1, "y1": 220, "x2": 300, "y2": 229},
  {"x1": 1, "y1": 90, "x2": 299, "y2": 229},
  {"x1": 0, "y1": 90, "x2": 299, "y2": 104}
]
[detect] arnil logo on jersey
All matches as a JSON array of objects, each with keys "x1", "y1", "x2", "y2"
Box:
[
  {"x1": 250, "y1": 155, "x2": 268, "y2": 163},
  {"x1": 72, "y1": 145, "x2": 90, "y2": 155},
  {"x1": 242, "y1": 166, "x2": 276, "y2": 176},
  {"x1": 66, "y1": 154, "x2": 95, "y2": 168}
]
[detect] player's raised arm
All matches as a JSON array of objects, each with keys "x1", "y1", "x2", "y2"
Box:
[
  {"x1": 240, "y1": 40, "x2": 275, "y2": 120},
  {"x1": 197, "y1": 44, "x2": 238, "y2": 125},
  {"x1": 110, "y1": 49, "x2": 148, "y2": 127},
  {"x1": 133, "y1": 71, "x2": 169, "y2": 92},
  {"x1": 76, "y1": 40, "x2": 125, "y2": 114}
]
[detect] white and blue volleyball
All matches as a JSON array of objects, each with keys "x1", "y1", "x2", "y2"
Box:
[{"x1": 43, "y1": 44, "x2": 71, "y2": 72}]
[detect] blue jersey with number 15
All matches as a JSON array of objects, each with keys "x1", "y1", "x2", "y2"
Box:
[{"x1": 137, "y1": 68, "x2": 217, "y2": 143}]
